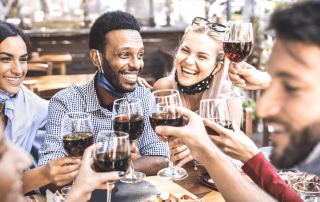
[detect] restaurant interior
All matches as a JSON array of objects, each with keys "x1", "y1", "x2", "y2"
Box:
[{"x1": 1, "y1": 0, "x2": 318, "y2": 202}]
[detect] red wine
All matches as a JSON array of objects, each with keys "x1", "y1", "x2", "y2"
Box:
[
  {"x1": 63, "y1": 132, "x2": 93, "y2": 158},
  {"x1": 114, "y1": 115, "x2": 144, "y2": 143},
  {"x1": 149, "y1": 113, "x2": 183, "y2": 142},
  {"x1": 94, "y1": 151, "x2": 130, "y2": 173},
  {"x1": 223, "y1": 41, "x2": 253, "y2": 63},
  {"x1": 205, "y1": 119, "x2": 233, "y2": 136}
]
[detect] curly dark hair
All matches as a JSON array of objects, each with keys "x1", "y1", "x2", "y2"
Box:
[
  {"x1": 89, "y1": 10, "x2": 140, "y2": 53},
  {"x1": 0, "y1": 21, "x2": 31, "y2": 48},
  {"x1": 268, "y1": 1, "x2": 320, "y2": 47}
]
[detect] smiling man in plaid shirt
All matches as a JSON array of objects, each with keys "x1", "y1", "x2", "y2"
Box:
[{"x1": 38, "y1": 11, "x2": 168, "y2": 191}]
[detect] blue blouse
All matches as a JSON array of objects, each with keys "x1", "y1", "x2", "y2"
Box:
[{"x1": 4, "y1": 85, "x2": 48, "y2": 167}]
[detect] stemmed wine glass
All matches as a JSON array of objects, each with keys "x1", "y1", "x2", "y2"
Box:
[
  {"x1": 60, "y1": 112, "x2": 93, "y2": 195},
  {"x1": 223, "y1": 21, "x2": 253, "y2": 96},
  {"x1": 149, "y1": 89, "x2": 187, "y2": 181},
  {"x1": 112, "y1": 98, "x2": 146, "y2": 183},
  {"x1": 199, "y1": 99, "x2": 233, "y2": 136},
  {"x1": 93, "y1": 131, "x2": 131, "y2": 202}
]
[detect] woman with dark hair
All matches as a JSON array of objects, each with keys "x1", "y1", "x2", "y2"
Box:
[{"x1": 0, "y1": 21, "x2": 82, "y2": 194}]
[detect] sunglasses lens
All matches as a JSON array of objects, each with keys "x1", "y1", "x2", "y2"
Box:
[
  {"x1": 214, "y1": 27, "x2": 226, "y2": 32},
  {"x1": 193, "y1": 17, "x2": 208, "y2": 24}
]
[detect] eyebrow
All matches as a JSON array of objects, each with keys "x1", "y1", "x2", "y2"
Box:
[
  {"x1": 0, "y1": 52, "x2": 28, "y2": 58},
  {"x1": 182, "y1": 46, "x2": 210, "y2": 56},
  {"x1": 275, "y1": 71, "x2": 298, "y2": 79}
]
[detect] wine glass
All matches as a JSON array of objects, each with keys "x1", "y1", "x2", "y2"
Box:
[
  {"x1": 60, "y1": 112, "x2": 93, "y2": 195},
  {"x1": 112, "y1": 98, "x2": 146, "y2": 183},
  {"x1": 93, "y1": 131, "x2": 131, "y2": 202},
  {"x1": 223, "y1": 21, "x2": 253, "y2": 96},
  {"x1": 199, "y1": 99, "x2": 233, "y2": 136},
  {"x1": 149, "y1": 89, "x2": 187, "y2": 181}
]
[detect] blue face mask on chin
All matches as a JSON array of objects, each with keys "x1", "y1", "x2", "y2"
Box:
[
  {"x1": 96, "y1": 50, "x2": 124, "y2": 98},
  {"x1": 0, "y1": 88, "x2": 15, "y2": 104}
]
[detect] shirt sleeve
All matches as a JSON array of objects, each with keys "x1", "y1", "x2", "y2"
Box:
[
  {"x1": 38, "y1": 94, "x2": 68, "y2": 166},
  {"x1": 136, "y1": 88, "x2": 168, "y2": 157},
  {"x1": 242, "y1": 152, "x2": 302, "y2": 202}
]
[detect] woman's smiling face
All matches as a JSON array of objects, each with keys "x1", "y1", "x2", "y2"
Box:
[
  {"x1": 0, "y1": 35, "x2": 28, "y2": 94},
  {"x1": 175, "y1": 32, "x2": 219, "y2": 87}
]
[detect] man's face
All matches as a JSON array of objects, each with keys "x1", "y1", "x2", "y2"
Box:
[
  {"x1": 256, "y1": 39, "x2": 320, "y2": 169},
  {"x1": 101, "y1": 29, "x2": 144, "y2": 92}
]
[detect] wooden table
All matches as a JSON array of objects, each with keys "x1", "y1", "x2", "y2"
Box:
[
  {"x1": 32, "y1": 162, "x2": 224, "y2": 202},
  {"x1": 24, "y1": 74, "x2": 94, "y2": 99},
  {"x1": 28, "y1": 53, "x2": 72, "y2": 75},
  {"x1": 176, "y1": 161, "x2": 225, "y2": 202}
]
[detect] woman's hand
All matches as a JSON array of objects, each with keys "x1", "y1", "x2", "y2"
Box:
[
  {"x1": 169, "y1": 138, "x2": 193, "y2": 167},
  {"x1": 229, "y1": 62, "x2": 271, "y2": 90},
  {"x1": 204, "y1": 119, "x2": 260, "y2": 163},
  {"x1": 65, "y1": 143, "x2": 122, "y2": 202},
  {"x1": 44, "y1": 157, "x2": 81, "y2": 186},
  {"x1": 137, "y1": 77, "x2": 153, "y2": 90}
]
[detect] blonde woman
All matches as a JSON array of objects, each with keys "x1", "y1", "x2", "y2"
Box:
[{"x1": 152, "y1": 18, "x2": 228, "y2": 166}]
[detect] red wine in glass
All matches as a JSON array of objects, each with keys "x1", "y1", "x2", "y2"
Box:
[
  {"x1": 205, "y1": 119, "x2": 233, "y2": 136},
  {"x1": 93, "y1": 151, "x2": 130, "y2": 173},
  {"x1": 63, "y1": 132, "x2": 93, "y2": 158},
  {"x1": 223, "y1": 41, "x2": 253, "y2": 63},
  {"x1": 114, "y1": 115, "x2": 145, "y2": 143},
  {"x1": 149, "y1": 112, "x2": 183, "y2": 142}
]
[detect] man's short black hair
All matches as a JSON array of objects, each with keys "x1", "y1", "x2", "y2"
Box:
[
  {"x1": 89, "y1": 10, "x2": 140, "y2": 53},
  {"x1": 0, "y1": 21, "x2": 31, "y2": 48},
  {"x1": 268, "y1": 1, "x2": 320, "y2": 47}
]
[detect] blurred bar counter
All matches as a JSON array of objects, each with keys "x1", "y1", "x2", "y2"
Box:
[{"x1": 25, "y1": 26, "x2": 186, "y2": 79}]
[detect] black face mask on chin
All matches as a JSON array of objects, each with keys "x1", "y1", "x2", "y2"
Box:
[{"x1": 175, "y1": 64, "x2": 218, "y2": 95}]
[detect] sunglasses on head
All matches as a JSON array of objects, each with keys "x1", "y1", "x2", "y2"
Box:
[{"x1": 192, "y1": 17, "x2": 226, "y2": 33}]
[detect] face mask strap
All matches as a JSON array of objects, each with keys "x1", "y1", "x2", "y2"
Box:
[{"x1": 96, "y1": 50, "x2": 104, "y2": 74}]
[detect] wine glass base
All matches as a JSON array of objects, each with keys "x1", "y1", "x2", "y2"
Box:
[
  {"x1": 61, "y1": 185, "x2": 72, "y2": 196},
  {"x1": 157, "y1": 167, "x2": 188, "y2": 181},
  {"x1": 120, "y1": 171, "x2": 146, "y2": 183}
]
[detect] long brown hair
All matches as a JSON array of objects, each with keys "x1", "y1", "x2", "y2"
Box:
[{"x1": 168, "y1": 24, "x2": 226, "y2": 110}]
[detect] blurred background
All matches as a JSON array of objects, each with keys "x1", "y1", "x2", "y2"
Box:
[{"x1": 2, "y1": 0, "x2": 304, "y2": 146}]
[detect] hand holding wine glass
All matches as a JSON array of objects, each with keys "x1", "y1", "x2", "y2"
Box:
[
  {"x1": 93, "y1": 131, "x2": 131, "y2": 202},
  {"x1": 64, "y1": 143, "x2": 122, "y2": 202},
  {"x1": 149, "y1": 89, "x2": 187, "y2": 181},
  {"x1": 60, "y1": 112, "x2": 93, "y2": 195},
  {"x1": 223, "y1": 21, "x2": 253, "y2": 95}
]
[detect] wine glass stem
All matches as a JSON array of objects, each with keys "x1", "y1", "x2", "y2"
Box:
[
  {"x1": 167, "y1": 141, "x2": 174, "y2": 171},
  {"x1": 106, "y1": 182, "x2": 112, "y2": 202}
]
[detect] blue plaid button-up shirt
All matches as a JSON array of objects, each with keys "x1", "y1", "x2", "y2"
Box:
[{"x1": 38, "y1": 74, "x2": 167, "y2": 166}]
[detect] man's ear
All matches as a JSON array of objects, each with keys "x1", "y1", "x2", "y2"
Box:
[
  {"x1": 90, "y1": 49, "x2": 102, "y2": 67},
  {"x1": 213, "y1": 62, "x2": 223, "y2": 75}
]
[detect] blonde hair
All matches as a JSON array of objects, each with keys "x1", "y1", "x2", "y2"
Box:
[{"x1": 168, "y1": 24, "x2": 226, "y2": 110}]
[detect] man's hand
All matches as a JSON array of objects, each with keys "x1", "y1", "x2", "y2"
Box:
[
  {"x1": 44, "y1": 157, "x2": 81, "y2": 186},
  {"x1": 155, "y1": 108, "x2": 214, "y2": 163},
  {"x1": 204, "y1": 119, "x2": 260, "y2": 163},
  {"x1": 65, "y1": 143, "x2": 121, "y2": 202},
  {"x1": 229, "y1": 62, "x2": 271, "y2": 90},
  {"x1": 169, "y1": 138, "x2": 193, "y2": 167},
  {"x1": 137, "y1": 77, "x2": 153, "y2": 90}
]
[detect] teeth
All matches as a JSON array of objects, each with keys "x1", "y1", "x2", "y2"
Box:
[
  {"x1": 5, "y1": 77, "x2": 20, "y2": 82},
  {"x1": 268, "y1": 125, "x2": 286, "y2": 133},
  {"x1": 121, "y1": 74, "x2": 137, "y2": 80},
  {"x1": 182, "y1": 67, "x2": 197, "y2": 75}
]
